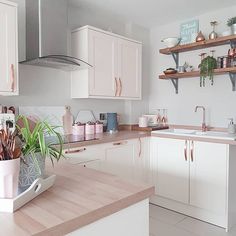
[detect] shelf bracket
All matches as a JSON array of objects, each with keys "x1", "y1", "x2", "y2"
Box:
[
  {"x1": 229, "y1": 72, "x2": 236, "y2": 91},
  {"x1": 170, "y1": 78, "x2": 179, "y2": 94},
  {"x1": 171, "y1": 52, "x2": 179, "y2": 68},
  {"x1": 230, "y1": 40, "x2": 236, "y2": 49}
]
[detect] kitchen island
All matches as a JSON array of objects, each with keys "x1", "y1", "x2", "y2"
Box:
[{"x1": 0, "y1": 160, "x2": 154, "y2": 236}]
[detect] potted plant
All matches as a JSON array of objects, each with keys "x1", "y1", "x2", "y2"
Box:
[
  {"x1": 17, "y1": 116, "x2": 63, "y2": 190},
  {"x1": 227, "y1": 17, "x2": 236, "y2": 35},
  {"x1": 199, "y1": 55, "x2": 217, "y2": 87},
  {"x1": 0, "y1": 128, "x2": 21, "y2": 198}
]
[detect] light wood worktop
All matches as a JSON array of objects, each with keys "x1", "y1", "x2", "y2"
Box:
[
  {"x1": 61, "y1": 130, "x2": 150, "y2": 149},
  {"x1": 0, "y1": 161, "x2": 154, "y2": 236}
]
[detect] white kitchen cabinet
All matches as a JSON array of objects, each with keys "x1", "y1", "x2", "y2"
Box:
[
  {"x1": 118, "y1": 39, "x2": 141, "y2": 98},
  {"x1": 150, "y1": 136, "x2": 236, "y2": 230},
  {"x1": 63, "y1": 138, "x2": 150, "y2": 184},
  {"x1": 103, "y1": 139, "x2": 137, "y2": 180},
  {"x1": 190, "y1": 141, "x2": 227, "y2": 215},
  {"x1": 71, "y1": 25, "x2": 142, "y2": 100},
  {"x1": 154, "y1": 138, "x2": 189, "y2": 204},
  {"x1": 103, "y1": 138, "x2": 149, "y2": 182},
  {"x1": 0, "y1": 0, "x2": 18, "y2": 96}
]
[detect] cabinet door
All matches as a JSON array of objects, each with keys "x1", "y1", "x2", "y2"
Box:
[
  {"x1": 83, "y1": 159, "x2": 104, "y2": 172},
  {"x1": 104, "y1": 140, "x2": 138, "y2": 180},
  {"x1": 88, "y1": 30, "x2": 118, "y2": 97},
  {"x1": 155, "y1": 138, "x2": 189, "y2": 204},
  {"x1": 134, "y1": 137, "x2": 150, "y2": 183},
  {"x1": 118, "y1": 39, "x2": 141, "y2": 98},
  {"x1": 0, "y1": 2, "x2": 18, "y2": 95},
  {"x1": 190, "y1": 141, "x2": 228, "y2": 214}
]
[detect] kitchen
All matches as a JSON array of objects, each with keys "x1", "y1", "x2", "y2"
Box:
[{"x1": 1, "y1": 0, "x2": 236, "y2": 235}]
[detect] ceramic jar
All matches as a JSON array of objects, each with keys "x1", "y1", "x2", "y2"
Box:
[
  {"x1": 95, "y1": 121, "x2": 103, "y2": 134},
  {"x1": 72, "y1": 122, "x2": 85, "y2": 136},
  {"x1": 85, "y1": 122, "x2": 95, "y2": 135}
]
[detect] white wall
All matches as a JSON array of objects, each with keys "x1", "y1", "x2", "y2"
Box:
[
  {"x1": 149, "y1": 5, "x2": 236, "y2": 128},
  {"x1": 1, "y1": 0, "x2": 150, "y2": 123}
]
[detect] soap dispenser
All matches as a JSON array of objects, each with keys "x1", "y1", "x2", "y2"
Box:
[{"x1": 228, "y1": 118, "x2": 236, "y2": 134}]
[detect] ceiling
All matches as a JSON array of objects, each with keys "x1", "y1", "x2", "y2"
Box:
[{"x1": 68, "y1": 0, "x2": 236, "y2": 28}]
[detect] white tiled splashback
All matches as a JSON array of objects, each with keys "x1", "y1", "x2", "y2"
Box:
[{"x1": 19, "y1": 106, "x2": 65, "y2": 134}]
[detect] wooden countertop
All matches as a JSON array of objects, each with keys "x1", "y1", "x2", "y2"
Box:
[
  {"x1": 0, "y1": 161, "x2": 154, "y2": 236},
  {"x1": 61, "y1": 131, "x2": 150, "y2": 149}
]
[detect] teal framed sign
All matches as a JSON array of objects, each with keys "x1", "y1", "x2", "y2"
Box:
[{"x1": 180, "y1": 20, "x2": 199, "y2": 45}]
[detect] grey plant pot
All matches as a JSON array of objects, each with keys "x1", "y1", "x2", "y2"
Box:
[
  {"x1": 231, "y1": 24, "x2": 236, "y2": 35},
  {"x1": 19, "y1": 154, "x2": 45, "y2": 191}
]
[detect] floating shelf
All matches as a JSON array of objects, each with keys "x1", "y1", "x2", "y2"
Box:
[
  {"x1": 159, "y1": 67, "x2": 236, "y2": 80},
  {"x1": 159, "y1": 67, "x2": 236, "y2": 94},
  {"x1": 159, "y1": 35, "x2": 236, "y2": 55},
  {"x1": 159, "y1": 35, "x2": 236, "y2": 94}
]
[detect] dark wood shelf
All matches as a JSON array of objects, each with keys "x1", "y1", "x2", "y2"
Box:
[
  {"x1": 159, "y1": 35, "x2": 236, "y2": 55},
  {"x1": 159, "y1": 67, "x2": 236, "y2": 80}
]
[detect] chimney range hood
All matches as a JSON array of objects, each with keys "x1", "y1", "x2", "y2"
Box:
[{"x1": 20, "y1": 0, "x2": 91, "y2": 71}]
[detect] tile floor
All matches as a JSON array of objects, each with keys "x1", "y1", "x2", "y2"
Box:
[{"x1": 149, "y1": 204, "x2": 236, "y2": 236}]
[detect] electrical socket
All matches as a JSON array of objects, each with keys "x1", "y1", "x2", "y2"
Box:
[{"x1": 99, "y1": 113, "x2": 107, "y2": 121}]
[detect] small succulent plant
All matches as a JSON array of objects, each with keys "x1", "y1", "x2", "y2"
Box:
[{"x1": 227, "y1": 17, "x2": 236, "y2": 27}]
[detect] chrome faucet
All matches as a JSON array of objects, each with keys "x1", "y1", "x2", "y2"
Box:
[{"x1": 195, "y1": 106, "x2": 207, "y2": 132}]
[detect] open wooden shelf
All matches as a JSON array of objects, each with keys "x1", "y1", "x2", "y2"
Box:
[
  {"x1": 159, "y1": 67, "x2": 236, "y2": 80},
  {"x1": 159, "y1": 35, "x2": 236, "y2": 55}
]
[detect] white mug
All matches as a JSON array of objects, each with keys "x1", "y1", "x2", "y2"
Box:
[{"x1": 139, "y1": 116, "x2": 148, "y2": 128}]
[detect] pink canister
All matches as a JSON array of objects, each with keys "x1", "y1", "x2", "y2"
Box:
[
  {"x1": 72, "y1": 123, "x2": 85, "y2": 136},
  {"x1": 85, "y1": 122, "x2": 95, "y2": 135},
  {"x1": 95, "y1": 121, "x2": 103, "y2": 134}
]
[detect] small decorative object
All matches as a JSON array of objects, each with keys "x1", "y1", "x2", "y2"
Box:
[
  {"x1": 178, "y1": 66, "x2": 185, "y2": 73},
  {"x1": 163, "y1": 68, "x2": 177, "y2": 75},
  {"x1": 62, "y1": 106, "x2": 73, "y2": 135},
  {"x1": 180, "y1": 19, "x2": 199, "y2": 44},
  {"x1": 209, "y1": 21, "x2": 218, "y2": 40},
  {"x1": 227, "y1": 17, "x2": 236, "y2": 35},
  {"x1": 183, "y1": 62, "x2": 194, "y2": 72},
  {"x1": 95, "y1": 121, "x2": 103, "y2": 134},
  {"x1": 17, "y1": 116, "x2": 63, "y2": 191},
  {"x1": 0, "y1": 128, "x2": 21, "y2": 199},
  {"x1": 85, "y1": 121, "x2": 95, "y2": 135},
  {"x1": 199, "y1": 51, "x2": 217, "y2": 87},
  {"x1": 72, "y1": 122, "x2": 85, "y2": 136},
  {"x1": 161, "y1": 37, "x2": 181, "y2": 48},
  {"x1": 139, "y1": 116, "x2": 148, "y2": 128},
  {"x1": 196, "y1": 31, "x2": 205, "y2": 42}
]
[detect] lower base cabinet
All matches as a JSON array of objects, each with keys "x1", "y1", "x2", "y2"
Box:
[
  {"x1": 64, "y1": 137, "x2": 150, "y2": 183},
  {"x1": 150, "y1": 136, "x2": 236, "y2": 231}
]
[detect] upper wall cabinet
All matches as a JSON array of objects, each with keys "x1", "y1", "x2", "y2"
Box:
[
  {"x1": 71, "y1": 26, "x2": 142, "y2": 100},
  {"x1": 0, "y1": 0, "x2": 18, "y2": 96}
]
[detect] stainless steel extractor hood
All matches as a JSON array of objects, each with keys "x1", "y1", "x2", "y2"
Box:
[{"x1": 20, "y1": 0, "x2": 91, "y2": 71}]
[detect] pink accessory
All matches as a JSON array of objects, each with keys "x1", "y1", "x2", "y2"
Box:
[
  {"x1": 72, "y1": 123, "x2": 85, "y2": 136},
  {"x1": 0, "y1": 158, "x2": 20, "y2": 199},
  {"x1": 62, "y1": 106, "x2": 73, "y2": 135},
  {"x1": 95, "y1": 121, "x2": 103, "y2": 134},
  {"x1": 85, "y1": 122, "x2": 95, "y2": 135}
]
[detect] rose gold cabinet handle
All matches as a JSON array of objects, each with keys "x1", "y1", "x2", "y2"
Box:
[
  {"x1": 115, "y1": 77, "x2": 118, "y2": 96},
  {"x1": 138, "y1": 138, "x2": 142, "y2": 157},
  {"x1": 113, "y1": 141, "x2": 127, "y2": 146},
  {"x1": 65, "y1": 148, "x2": 86, "y2": 154},
  {"x1": 184, "y1": 140, "x2": 187, "y2": 161},
  {"x1": 10, "y1": 64, "x2": 15, "y2": 92},
  {"x1": 190, "y1": 141, "x2": 194, "y2": 162},
  {"x1": 118, "y1": 78, "x2": 122, "y2": 96}
]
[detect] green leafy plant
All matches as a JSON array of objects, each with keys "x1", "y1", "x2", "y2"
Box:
[
  {"x1": 17, "y1": 115, "x2": 63, "y2": 172},
  {"x1": 227, "y1": 17, "x2": 236, "y2": 27},
  {"x1": 199, "y1": 56, "x2": 217, "y2": 87}
]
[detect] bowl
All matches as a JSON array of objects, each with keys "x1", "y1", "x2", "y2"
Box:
[{"x1": 161, "y1": 37, "x2": 181, "y2": 48}]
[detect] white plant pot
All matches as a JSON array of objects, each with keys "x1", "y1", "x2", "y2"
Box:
[
  {"x1": 0, "y1": 158, "x2": 20, "y2": 199},
  {"x1": 231, "y1": 24, "x2": 236, "y2": 35}
]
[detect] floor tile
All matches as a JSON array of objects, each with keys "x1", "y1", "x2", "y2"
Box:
[
  {"x1": 150, "y1": 217, "x2": 198, "y2": 236},
  {"x1": 150, "y1": 204, "x2": 187, "y2": 225},
  {"x1": 177, "y1": 217, "x2": 236, "y2": 236}
]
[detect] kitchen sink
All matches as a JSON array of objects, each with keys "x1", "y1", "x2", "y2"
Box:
[{"x1": 152, "y1": 129, "x2": 236, "y2": 141}]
